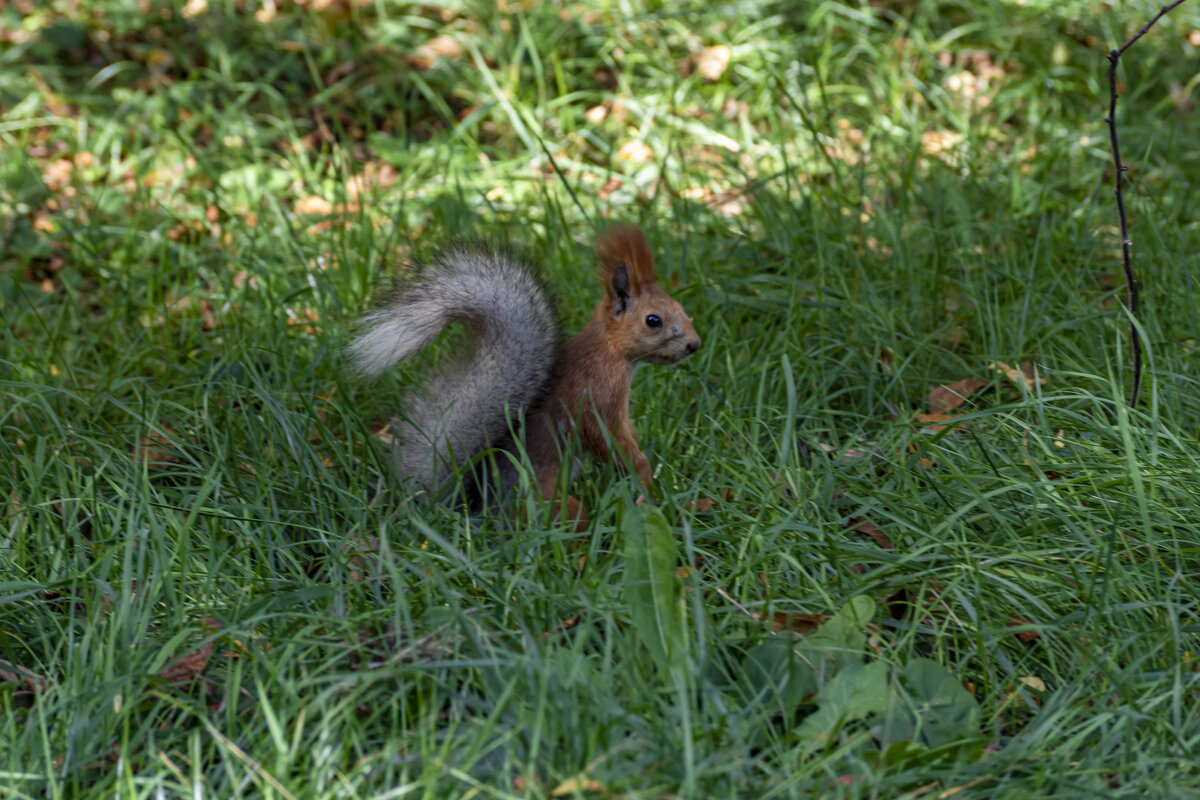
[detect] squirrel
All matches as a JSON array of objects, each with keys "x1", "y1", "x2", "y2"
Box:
[{"x1": 346, "y1": 225, "x2": 700, "y2": 525}]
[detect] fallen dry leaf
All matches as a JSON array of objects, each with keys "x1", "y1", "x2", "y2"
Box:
[
  {"x1": 989, "y1": 360, "x2": 1045, "y2": 391},
  {"x1": 846, "y1": 516, "x2": 893, "y2": 549},
  {"x1": 920, "y1": 129, "x2": 962, "y2": 157},
  {"x1": 927, "y1": 377, "x2": 990, "y2": 414},
  {"x1": 696, "y1": 45, "x2": 732, "y2": 81},
  {"x1": 753, "y1": 610, "x2": 829, "y2": 635},
  {"x1": 371, "y1": 421, "x2": 395, "y2": 446},
  {"x1": 159, "y1": 618, "x2": 220, "y2": 686},
  {"x1": 341, "y1": 529, "x2": 382, "y2": 583},
  {"x1": 159, "y1": 639, "x2": 214, "y2": 685},
  {"x1": 616, "y1": 140, "x2": 653, "y2": 164},
  {"x1": 552, "y1": 777, "x2": 604, "y2": 796},
  {"x1": 814, "y1": 442, "x2": 869, "y2": 460},
  {"x1": 0, "y1": 659, "x2": 47, "y2": 693},
  {"x1": 542, "y1": 613, "x2": 582, "y2": 639},
  {"x1": 182, "y1": 0, "x2": 209, "y2": 16},
  {"x1": 43, "y1": 158, "x2": 73, "y2": 192},
  {"x1": 722, "y1": 98, "x2": 749, "y2": 119},
  {"x1": 706, "y1": 187, "x2": 748, "y2": 217},
  {"x1": 1008, "y1": 614, "x2": 1040, "y2": 643},
  {"x1": 914, "y1": 412, "x2": 964, "y2": 434},
  {"x1": 133, "y1": 427, "x2": 181, "y2": 465},
  {"x1": 407, "y1": 35, "x2": 462, "y2": 70},
  {"x1": 597, "y1": 176, "x2": 621, "y2": 201},
  {"x1": 877, "y1": 347, "x2": 895, "y2": 374},
  {"x1": 1018, "y1": 676, "x2": 1046, "y2": 692},
  {"x1": 293, "y1": 195, "x2": 333, "y2": 216},
  {"x1": 885, "y1": 587, "x2": 910, "y2": 621}
]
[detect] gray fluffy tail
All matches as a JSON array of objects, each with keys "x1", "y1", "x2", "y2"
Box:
[{"x1": 346, "y1": 243, "x2": 559, "y2": 491}]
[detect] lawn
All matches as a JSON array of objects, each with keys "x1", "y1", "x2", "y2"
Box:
[{"x1": 3, "y1": 0, "x2": 1200, "y2": 796}]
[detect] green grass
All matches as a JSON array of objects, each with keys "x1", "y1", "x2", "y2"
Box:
[{"x1": 3, "y1": 0, "x2": 1200, "y2": 796}]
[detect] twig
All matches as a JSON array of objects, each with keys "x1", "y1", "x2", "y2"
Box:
[{"x1": 1105, "y1": 0, "x2": 1189, "y2": 407}]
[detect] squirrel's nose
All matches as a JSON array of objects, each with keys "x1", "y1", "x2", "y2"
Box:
[{"x1": 685, "y1": 339, "x2": 700, "y2": 355}]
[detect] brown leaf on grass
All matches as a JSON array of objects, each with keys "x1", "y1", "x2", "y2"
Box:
[
  {"x1": 846, "y1": 516, "x2": 893, "y2": 548},
  {"x1": 989, "y1": 360, "x2": 1045, "y2": 391},
  {"x1": 393, "y1": 624, "x2": 465, "y2": 664},
  {"x1": 678, "y1": 184, "x2": 747, "y2": 215},
  {"x1": 407, "y1": 35, "x2": 462, "y2": 70},
  {"x1": 0, "y1": 659, "x2": 47, "y2": 694},
  {"x1": 159, "y1": 618, "x2": 221, "y2": 685},
  {"x1": 51, "y1": 501, "x2": 93, "y2": 541},
  {"x1": 584, "y1": 104, "x2": 608, "y2": 124},
  {"x1": 32, "y1": 212, "x2": 56, "y2": 234},
  {"x1": 159, "y1": 641, "x2": 213, "y2": 685},
  {"x1": 43, "y1": 158, "x2": 74, "y2": 192},
  {"x1": 293, "y1": 195, "x2": 333, "y2": 216},
  {"x1": 695, "y1": 45, "x2": 732, "y2": 81},
  {"x1": 814, "y1": 442, "x2": 869, "y2": 460},
  {"x1": 877, "y1": 347, "x2": 895, "y2": 374},
  {"x1": 753, "y1": 611, "x2": 829, "y2": 635},
  {"x1": 552, "y1": 777, "x2": 604, "y2": 796},
  {"x1": 325, "y1": 59, "x2": 357, "y2": 85},
  {"x1": 914, "y1": 412, "x2": 965, "y2": 433},
  {"x1": 133, "y1": 427, "x2": 181, "y2": 465},
  {"x1": 597, "y1": 176, "x2": 622, "y2": 201},
  {"x1": 1008, "y1": 614, "x2": 1040, "y2": 643},
  {"x1": 722, "y1": 98, "x2": 749, "y2": 119},
  {"x1": 616, "y1": 140, "x2": 653, "y2": 164},
  {"x1": 920, "y1": 129, "x2": 963, "y2": 157},
  {"x1": 371, "y1": 421, "x2": 395, "y2": 446},
  {"x1": 541, "y1": 613, "x2": 582, "y2": 639},
  {"x1": 685, "y1": 487, "x2": 733, "y2": 515},
  {"x1": 707, "y1": 187, "x2": 746, "y2": 217},
  {"x1": 927, "y1": 377, "x2": 990, "y2": 414},
  {"x1": 341, "y1": 529, "x2": 381, "y2": 583},
  {"x1": 885, "y1": 587, "x2": 910, "y2": 621}
]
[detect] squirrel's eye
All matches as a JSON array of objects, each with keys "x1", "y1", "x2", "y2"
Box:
[{"x1": 645, "y1": 314, "x2": 662, "y2": 329}]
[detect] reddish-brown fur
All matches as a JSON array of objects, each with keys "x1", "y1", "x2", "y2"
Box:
[{"x1": 523, "y1": 226, "x2": 700, "y2": 527}]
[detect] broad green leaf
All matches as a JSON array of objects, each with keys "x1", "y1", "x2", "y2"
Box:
[
  {"x1": 899, "y1": 658, "x2": 982, "y2": 748},
  {"x1": 218, "y1": 164, "x2": 293, "y2": 205},
  {"x1": 797, "y1": 595, "x2": 876, "y2": 679},
  {"x1": 741, "y1": 637, "x2": 818, "y2": 715},
  {"x1": 622, "y1": 501, "x2": 685, "y2": 674},
  {"x1": 796, "y1": 660, "x2": 892, "y2": 747}
]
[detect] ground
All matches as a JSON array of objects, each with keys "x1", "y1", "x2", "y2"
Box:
[{"x1": 2, "y1": 0, "x2": 1200, "y2": 796}]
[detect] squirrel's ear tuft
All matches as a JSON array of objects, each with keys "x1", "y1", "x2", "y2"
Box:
[
  {"x1": 609, "y1": 262, "x2": 632, "y2": 316},
  {"x1": 597, "y1": 225, "x2": 656, "y2": 292}
]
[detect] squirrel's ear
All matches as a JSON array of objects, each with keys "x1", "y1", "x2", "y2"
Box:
[
  {"x1": 597, "y1": 225, "x2": 656, "y2": 292},
  {"x1": 610, "y1": 262, "x2": 633, "y2": 316}
]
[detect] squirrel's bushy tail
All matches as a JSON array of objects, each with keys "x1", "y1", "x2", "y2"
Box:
[{"x1": 346, "y1": 244, "x2": 559, "y2": 490}]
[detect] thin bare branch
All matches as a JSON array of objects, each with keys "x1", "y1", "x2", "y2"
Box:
[{"x1": 1105, "y1": 0, "x2": 1189, "y2": 407}]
